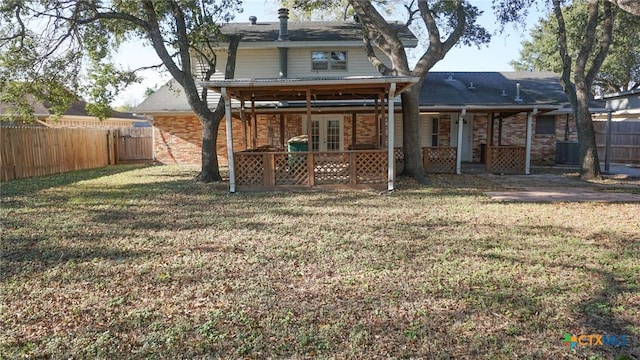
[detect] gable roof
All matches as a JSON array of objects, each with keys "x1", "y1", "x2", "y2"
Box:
[
  {"x1": 133, "y1": 79, "x2": 193, "y2": 114},
  {"x1": 220, "y1": 20, "x2": 417, "y2": 45},
  {"x1": 419, "y1": 72, "x2": 569, "y2": 109}
]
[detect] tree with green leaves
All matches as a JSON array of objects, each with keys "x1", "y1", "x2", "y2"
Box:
[
  {"x1": 0, "y1": 0, "x2": 242, "y2": 182},
  {"x1": 511, "y1": 2, "x2": 639, "y2": 93},
  {"x1": 292, "y1": 0, "x2": 490, "y2": 181},
  {"x1": 497, "y1": 0, "x2": 616, "y2": 180}
]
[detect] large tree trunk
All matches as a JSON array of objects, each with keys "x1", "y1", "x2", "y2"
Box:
[
  {"x1": 195, "y1": 35, "x2": 240, "y2": 183},
  {"x1": 575, "y1": 86, "x2": 601, "y2": 179},
  {"x1": 197, "y1": 111, "x2": 223, "y2": 182},
  {"x1": 400, "y1": 81, "x2": 427, "y2": 181}
]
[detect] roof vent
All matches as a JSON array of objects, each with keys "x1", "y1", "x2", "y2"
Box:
[
  {"x1": 501, "y1": 90, "x2": 507, "y2": 97},
  {"x1": 514, "y1": 82, "x2": 523, "y2": 102},
  {"x1": 446, "y1": 73, "x2": 454, "y2": 81},
  {"x1": 278, "y1": 8, "x2": 289, "y2": 41},
  {"x1": 468, "y1": 82, "x2": 475, "y2": 90},
  {"x1": 249, "y1": 16, "x2": 257, "y2": 25}
]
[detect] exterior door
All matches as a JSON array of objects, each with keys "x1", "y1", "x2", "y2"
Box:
[
  {"x1": 450, "y1": 113, "x2": 473, "y2": 162},
  {"x1": 311, "y1": 116, "x2": 343, "y2": 151}
]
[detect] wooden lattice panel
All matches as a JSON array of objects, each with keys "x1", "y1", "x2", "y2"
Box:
[
  {"x1": 314, "y1": 153, "x2": 350, "y2": 185},
  {"x1": 489, "y1": 146, "x2": 526, "y2": 174},
  {"x1": 274, "y1": 153, "x2": 308, "y2": 186},
  {"x1": 394, "y1": 147, "x2": 404, "y2": 174},
  {"x1": 356, "y1": 151, "x2": 387, "y2": 184},
  {"x1": 423, "y1": 147, "x2": 456, "y2": 173},
  {"x1": 235, "y1": 153, "x2": 265, "y2": 186}
]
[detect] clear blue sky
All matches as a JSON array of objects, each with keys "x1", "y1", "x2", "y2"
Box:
[{"x1": 113, "y1": 0, "x2": 544, "y2": 107}]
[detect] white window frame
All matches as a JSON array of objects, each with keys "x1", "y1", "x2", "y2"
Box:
[{"x1": 311, "y1": 51, "x2": 348, "y2": 71}]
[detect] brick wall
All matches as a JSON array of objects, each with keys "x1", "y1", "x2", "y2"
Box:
[
  {"x1": 153, "y1": 111, "x2": 577, "y2": 167},
  {"x1": 153, "y1": 114, "x2": 245, "y2": 166},
  {"x1": 472, "y1": 114, "x2": 488, "y2": 162}
]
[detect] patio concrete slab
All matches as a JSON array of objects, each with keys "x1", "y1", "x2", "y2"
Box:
[{"x1": 485, "y1": 187, "x2": 640, "y2": 203}]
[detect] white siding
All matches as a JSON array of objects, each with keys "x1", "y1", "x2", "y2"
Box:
[
  {"x1": 394, "y1": 115, "x2": 434, "y2": 148},
  {"x1": 214, "y1": 46, "x2": 394, "y2": 79},
  {"x1": 420, "y1": 115, "x2": 431, "y2": 147},
  {"x1": 215, "y1": 48, "x2": 280, "y2": 79},
  {"x1": 288, "y1": 47, "x2": 389, "y2": 77}
]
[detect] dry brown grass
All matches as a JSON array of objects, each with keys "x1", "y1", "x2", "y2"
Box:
[{"x1": 1, "y1": 164, "x2": 638, "y2": 359}]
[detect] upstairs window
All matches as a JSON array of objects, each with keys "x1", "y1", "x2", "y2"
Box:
[
  {"x1": 312, "y1": 51, "x2": 347, "y2": 71},
  {"x1": 535, "y1": 115, "x2": 556, "y2": 135}
]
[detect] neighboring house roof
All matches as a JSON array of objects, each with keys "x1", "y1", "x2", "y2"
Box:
[
  {"x1": 602, "y1": 89, "x2": 640, "y2": 111},
  {"x1": 592, "y1": 89, "x2": 640, "y2": 120},
  {"x1": 220, "y1": 20, "x2": 417, "y2": 45},
  {"x1": 133, "y1": 79, "x2": 193, "y2": 114},
  {"x1": 419, "y1": 72, "x2": 570, "y2": 109},
  {"x1": 1, "y1": 95, "x2": 141, "y2": 119}
]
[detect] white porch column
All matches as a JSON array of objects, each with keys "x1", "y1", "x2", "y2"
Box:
[
  {"x1": 456, "y1": 109, "x2": 466, "y2": 175},
  {"x1": 387, "y1": 83, "x2": 396, "y2": 191},
  {"x1": 222, "y1": 87, "x2": 236, "y2": 193},
  {"x1": 525, "y1": 108, "x2": 537, "y2": 175}
]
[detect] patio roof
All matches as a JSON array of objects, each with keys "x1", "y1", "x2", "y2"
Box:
[{"x1": 199, "y1": 76, "x2": 420, "y2": 102}]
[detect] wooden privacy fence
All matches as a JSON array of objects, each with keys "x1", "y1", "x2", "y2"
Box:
[
  {"x1": 118, "y1": 127, "x2": 154, "y2": 162},
  {"x1": 594, "y1": 121, "x2": 640, "y2": 164},
  {"x1": 1, "y1": 126, "x2": 154, "y2": 181}
]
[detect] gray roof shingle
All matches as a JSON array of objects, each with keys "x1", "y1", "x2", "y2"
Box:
[
  {"x1": 220, "y1": 20, "x2": 415, "y2": 43},
  {"x1": 419, "y1": 71, "x2": 570, "y2": 107},
  {"x1": 136, "y1": 72, "x2": 578, "y2": 114}
]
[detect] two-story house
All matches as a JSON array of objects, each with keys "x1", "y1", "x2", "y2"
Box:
[{"x1": 135, "y1": 8, "x2": 582, "y2": 191}]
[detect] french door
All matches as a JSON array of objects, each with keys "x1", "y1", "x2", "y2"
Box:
[{"x1": 311, "y1": 116, "x2": 343, "y2": 151}]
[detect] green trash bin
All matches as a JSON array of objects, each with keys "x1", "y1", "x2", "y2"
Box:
[{"x1": 287, "y1": 135, "x2": 308, "y2": 167}]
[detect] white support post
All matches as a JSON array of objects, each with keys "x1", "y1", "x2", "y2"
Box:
[
  {"x1": 222, "y1": 87, "x2": 236, "y2": 193},
  {"x1": 456, "y1": 109, "x2": 466, "y2": 175},
  {"x1": 525, "y1": 108, "x2": 537, "y2": 175},
  {"x1": 387, "y1": 83, "x2": 396, "y2": 191}
]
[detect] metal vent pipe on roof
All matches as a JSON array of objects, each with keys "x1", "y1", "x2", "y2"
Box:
[
  {"x1": 515, "y1": 82, "x2": 523, "y2": 102},
  {"x1": 277, "y1": 8, "x2": 289, "y2": 78},
  {"x1": 249, "y1": 16, "x2": 257, "y2": 25},
  {"x1": 278, "y1": 8, "x2": 289, "y2": 41}
]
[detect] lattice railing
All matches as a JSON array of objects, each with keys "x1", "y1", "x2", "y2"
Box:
[
  {"x1": 394, "y1": 147, "x2": 404, "y2": 174},
  {"x1": 274, "y1": 153, "x2": 308, "y2": 186},
  {"x1": 423, "y1": 147, "x2": 457, "y2": 173},
  {"x1": 355, "y1": 151, "x2": 387, "y2": 184},
  {"x1": 235, "y1": 153, "x2": 266, "y2": 186},
  {"x1": 314, "y1": 152, "x2": 350, "y2": 185},
  {"x1": 487, "y1": 146, "x2": 526, "y2": 174},
  {"x1": 235, "y1": 150, "x2": 389, "y2": 189}
]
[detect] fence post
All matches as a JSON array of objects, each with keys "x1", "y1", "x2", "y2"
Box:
[{"x1": 114, "y1": 129, "x2": 121, "y2": 164}]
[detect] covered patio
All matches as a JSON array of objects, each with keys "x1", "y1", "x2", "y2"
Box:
[
  {"x1": 200, "y1": 76, "x2": 418, "y2": 192},
  {"x1": 417, "y1": 106, "x2": 560, "y2": 175}
]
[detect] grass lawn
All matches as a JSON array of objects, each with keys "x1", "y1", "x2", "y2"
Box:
[{"x1": 1, "y1": 164, "x2": 638, "y2": 359}]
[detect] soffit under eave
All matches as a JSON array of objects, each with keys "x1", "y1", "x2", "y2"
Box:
[{"x1": 207, "y1": 81, "x2": 417, "y2": 102}]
